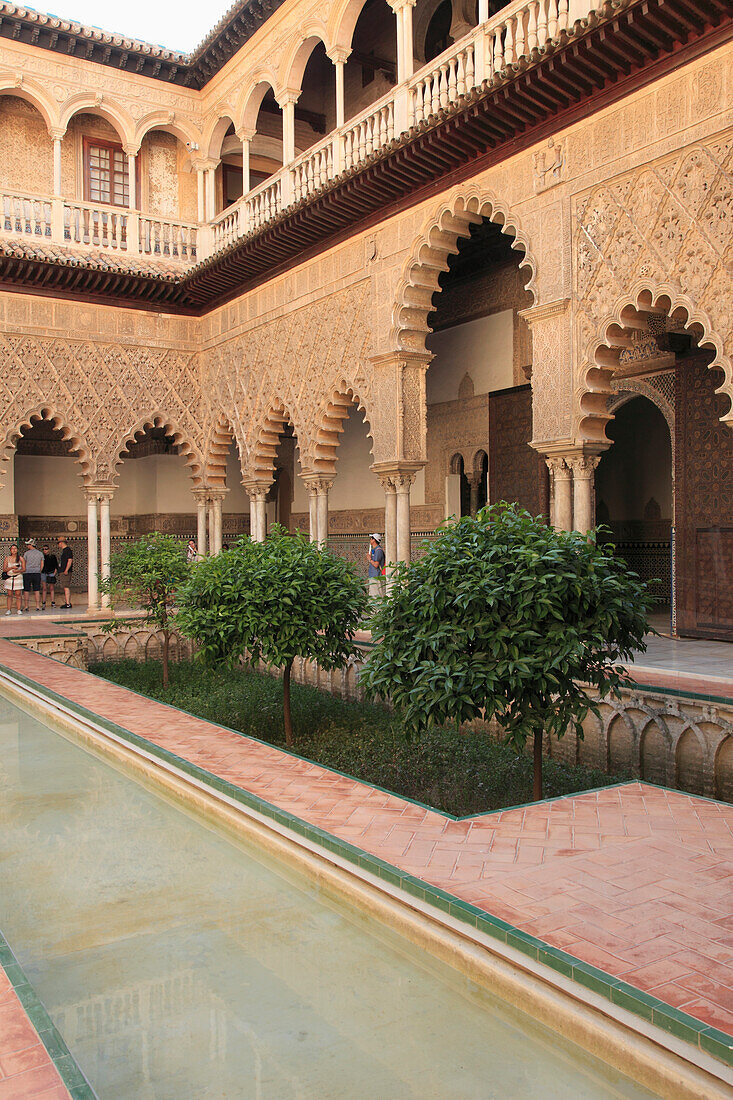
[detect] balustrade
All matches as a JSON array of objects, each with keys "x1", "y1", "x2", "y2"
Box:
[
  {"x1": 0, "y1": 0, "x2": 595, "y2": 266},
  {"x1": 1, "y1": 189, "x2": 52, "y2": 241}
]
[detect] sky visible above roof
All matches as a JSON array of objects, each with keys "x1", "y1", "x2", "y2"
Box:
[{"x1": 39, "y1": 0, "x2": 234, "y2": 53}]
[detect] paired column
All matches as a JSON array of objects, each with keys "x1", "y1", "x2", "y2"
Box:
[
  {"x1": 244, "y1": 483, "x2": 270, "y2": 543},
  {"x1": 85, "y1": 488, "x2": 114, "y2": 612},
  {"x1": 193, "y1": 489, "x2": 208, "y2": 557},
  {"x1": 378, "y1": 475, "x2": 398, "y2": 582},
  {"x1": 86, "y1": 492, "x2": 99, "y2": 612},
  {"x1": 99, "y1": 492, "x2": 112, "y2": 609},
  {"x1": 303, "y1": 477, "x2": 332, "y2": 548},
  {"x1": 206, "y1": 490, "x2": 227, "y2": 555},
  {"x1": 543, "y1": 450, "x2": 603, "y2": 532}
]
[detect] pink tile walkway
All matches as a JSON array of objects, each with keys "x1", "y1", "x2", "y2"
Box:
[
  {"x1": 2, "y1": 638, "x2": 733, "y2": 1038},
  {"x1": 0, "y1": 970, "x2": 69, "y2": 1099}
]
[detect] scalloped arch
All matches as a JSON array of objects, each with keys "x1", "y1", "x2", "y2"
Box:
[
  {"x1": 203, "y1": 414, "x2": 247, "y2": 488},
  {"x1": 0, "y1": 74, "x2": 59, "y2": 133},
  {"x1": 391, "y1": 190, "x2": 538, "y2": 354},
  {"x1": 577, "y1": 283, "x2": 733, "y2": 445},
  {"x1": 248, "y1": 401, "x2": 305, "y2": 483},
  {"x1": 111, "y1": 414, "x2": 204, "y2": 486},
  {"x1": 308, "y1": 383, "x2": 374, "y2": 477},
  {"x1": 0, "y1": 406, "x2": 92, "y2": 487}
]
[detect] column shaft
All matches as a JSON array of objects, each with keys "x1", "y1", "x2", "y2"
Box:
[
  {"x1": 241, "y1": 137, "x2": 250, "y2": 196},
  {"x1": 86, "y1": 496, "x2": 99, "y2": 611},
  {"x1": 335, "y1": 61, "x2": 345, "y2": 128},
  {"x1": 282, "y1": 100, "x2": 296, "y2": 164},
  {"x1": 548, "y1": 459, "x2": 572, "y2": 531},
  {"x1": 308, "y1": 488, "x2": 318, "y2": 543},
  {"x1": 255, "y1": 497, "x2": 267, "y2": 542},
  {"x1": 99, "y1": 496, "x2": 111, "y2": 609},
  {"x1": 127, "y1": 154, "x2": 136, "y2": 208},
  {"x1": 401, "y1": 1, "x2": 414, "y2": 80},
  {"x1": 383, "y1": 481, "x2": 397, "y2": 579},
  {"x1": 196, "y1": 168, "x2": 206, "y2": 222},
  {"x1": 52, "y1": 137, "x2": 62, "y2": 195},
  {"x1": 316, "y1": 488, "x2": 329, "y2": 549},
  {"x1": 196, "y1": 497, "x2": 207, "y2": 556},
  {"x1": 208, "y1": 500, "x2": 215, "y2": 552},
  {"x1": 571, "y1": 457, "x2": 600, "y2": 534},
  {"x1": 212, "y1": 497, "x2": 223, "y2": 554},
  {"x1": 395, "y1": 482, "x2": 411, "y2": 564}
]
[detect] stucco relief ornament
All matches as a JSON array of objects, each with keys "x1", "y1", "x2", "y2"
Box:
[{"x1": 533, "y1": 139, "x2": 564, "y2": 193}]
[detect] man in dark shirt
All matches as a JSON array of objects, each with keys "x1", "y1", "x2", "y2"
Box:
[
  {"x1": 57, "y1": 537, "x2": 73, "y2": 609},
  {"x1": 41, "y1": 545, "x2": 59, "y2": 609},
  {"x1": 22, "y1": 539, "x2": 44, "y2": 612},
  {"x1": 366, "y1": 533, "x2": 386, "y2": 600}
]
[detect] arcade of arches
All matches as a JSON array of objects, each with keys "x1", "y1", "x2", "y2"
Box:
[{"x1": 0, "y1": 41, "x2": 732, "y2": 645}]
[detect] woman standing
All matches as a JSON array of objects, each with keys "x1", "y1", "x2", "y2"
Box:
[{"x1": 4, "y1": 544, "x2": 25, "y2": 615}]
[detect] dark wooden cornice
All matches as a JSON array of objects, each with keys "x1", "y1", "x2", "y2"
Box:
[
  {"x1": 0, "y1": 0, "x2": 730, "y2": 314},
  {"x1": 0, "y1": 0, "x2": 285, "y2": 87}
]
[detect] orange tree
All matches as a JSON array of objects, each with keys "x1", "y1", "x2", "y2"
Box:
[
  {"x1": 100, "y1": 532, "x2": 189, "y2": 689},
  {"x1": 361, "y1": 503, "x2": 653, "y2": 800},
  {"x1": 176, "y1": 528, "x2": 367, "y2": 747}
]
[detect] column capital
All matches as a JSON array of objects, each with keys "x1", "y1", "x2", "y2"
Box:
[
  {"x1": 277, "y1": 89, "x2": 301, "y2": 108},
  {"x1": 567, "y1": 454, "x2": 601, "y2": 479},
  {"x1": 122, "y1": 143, "x2": 140, "y2": 158},
  {"x1": 48, "y1": 126, "x2": 66, "y2": 141},
  {"x1": 192, "y1": 157, "x2": 218, "y2": 172},
  {"x1": 388, "y1": 0, "x2": 416, "y2": 11},
  {"x1": 371, "y1": 461, "x2": 423, "y2": 490},
  {"x1": 301, "y1": 474, "x2": 334, "y2": 495},
  {"x1": 206, "y1": 487, "x2": 230, "y2": 503},
  {"x1": 192, "y1": 487, "x2": 210, "y2": 502},
  {"x1": 242, "y1": 479, "x2": 271, "y2": 503},
  {"x1": 235, "y1": 127, "x2": 256, "y2": 143},
  {"x1": 84, "y1": 485, "x2": 115, "y2": 502},
  {"x1": 327, "y1": 46, "x2": 352, "y2": 65}
]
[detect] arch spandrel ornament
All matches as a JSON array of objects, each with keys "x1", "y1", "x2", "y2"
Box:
[{"x1": 573, "y1": 140, "x2": 733, "y2": 444}]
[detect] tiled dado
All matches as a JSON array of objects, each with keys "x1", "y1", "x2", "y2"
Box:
[
  {"x1": 0, "y1": 639, "x2": 732, "y2": 1076},
  {"x1": 0, "y1": 933, "x2": 94, "y2": 1099}
]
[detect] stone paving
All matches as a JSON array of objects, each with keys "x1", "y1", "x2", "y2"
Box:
[
  {"x1": 1, "y1": 638, "x2": 732, "y2": 1043},
  {"x1": 0, "y1": 970, "x2": 69, "y2": 1099}
]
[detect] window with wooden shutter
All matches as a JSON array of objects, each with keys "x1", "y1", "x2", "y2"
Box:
[{"x1": 84, "y1": 138, "x2": 129, "y2": 207}]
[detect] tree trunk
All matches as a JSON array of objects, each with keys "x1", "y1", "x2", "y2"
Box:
[
  {"x1": 533, "y1": 727, "x2": 543, "y2": 801},
  {"x1": 283, "y1": 659, "x2": 294, "y2": 748},
  {"x1": 162, "y1": 628, "x2": 170, "y2": 690}
]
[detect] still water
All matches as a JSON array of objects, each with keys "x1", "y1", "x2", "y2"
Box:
[{"x1": 0, "y1": 696, "x2": 657, "y2": 1099}]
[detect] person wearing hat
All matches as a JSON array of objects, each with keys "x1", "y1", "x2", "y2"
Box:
[
  {"x1": 366, "y1": 533, "x2": 386, "y2": 599},
  {"x1": 22, "y1": 538, "x2": 45, "y2": 612}
]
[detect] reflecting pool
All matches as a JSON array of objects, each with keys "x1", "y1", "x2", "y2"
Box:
[{"x1": 0, "y1": 698, "x2": 657, "y2": 1098}]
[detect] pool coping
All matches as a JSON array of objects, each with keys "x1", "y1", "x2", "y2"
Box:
[
  {"x1": 0, "y1": 930, "x2": 97, "y2": 1099},
  {"x1": 1, "y1": 661, "x2": 731, "y2": 1083}
]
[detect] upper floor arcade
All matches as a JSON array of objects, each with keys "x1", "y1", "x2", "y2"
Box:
[{"x1": 0, "y1": 0, "x2": 728, "y2": 302}]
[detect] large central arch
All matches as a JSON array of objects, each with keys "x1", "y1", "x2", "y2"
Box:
[{"x1": 390, "y1": 190, "x2": 539, "y2": 354}]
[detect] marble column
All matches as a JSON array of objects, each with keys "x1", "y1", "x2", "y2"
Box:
[
  {"x1": 52, "y1": 135, "x2": 63, "y2": 195},
  {"x1": 546, "y1": 458, "x2": 572, "y2": 531},
  {"x1": 570, "y1": 455, "x2": 601, "y2": 534},
  {"x1": 307, "y1": 484, "x2": 318, "y2": 543},
  {"x1": 208, "y1": 498, "x2": 216, "y2": 553},
  {"x1": 280, "y1": 95, "x2": 298, "y2": 164},
  {"x1": 208, "y1": 490, "x2": 228, "y2": 554},
  {"x1": 127, "y1": 153, "x2": 137, "y2": 208},
  {"x1": 86, "y1": 493, "x2": 99, "y2": 611},
  {"x1": 394, "y1": 472, "x2": 415, "y2": 565},
  {"x1": 194, "y1": 491, "x2": 208, "y2": 557},
  {"x1": 379, "y1": 475, "x2": 398, "y2": 581},
  {"x1": 99, "y1": 492, "x2": 112, "y2": 609},
  {"x1": 255, "y1": 493, "x2": 268, "y2": 542},
  {"x1": 241, "y1": 134, "x2": 251, "y2": 196}
]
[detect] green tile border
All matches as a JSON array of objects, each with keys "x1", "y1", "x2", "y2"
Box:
[
  {"x1": 1, "y1": 660, "x2": 732, "y2": 1074},
  {"x1": 0, "y1": 929, "x2": 96, "y2": 1098}
]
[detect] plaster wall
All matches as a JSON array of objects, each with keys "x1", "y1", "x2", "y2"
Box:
[
  {"x1": 14, "y1": 455, "x2": 84, "y2": 514},
  {"x1": 426, "y1": 311, "x2": 514, "y2": 405},
  {"x1": 112, "y1": 455, "x2": 196, "y2": 515}
]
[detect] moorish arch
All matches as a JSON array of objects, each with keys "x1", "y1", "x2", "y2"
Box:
[
  {"x1": 202, "y1": 414, "x2": 247, "y2": 489},
  {"x1": 390, "y1": 189, "x2": 539, "y2": 355},
  {"x1": 0, "y1": 406, "x2": 93, "y2": 487},
  {"x1": 247, "y1": 401, "x2": 306, "y2": 484},
  {"x1": 309, "y1": 383, "x2": 378, "y2": 477},
  {"x1": 577, "y1": 286, "x2": 732, "y2": 446},
  {"x1": 108, "y1": 414, "x2": 205, "y2": 488}
]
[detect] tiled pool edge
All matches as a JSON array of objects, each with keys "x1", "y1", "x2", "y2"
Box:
[
  {"x1": 2, "y1": 663, "x2": 732, "y2": 1079},
  {"x1": 0, "y1": 931, "x2": 96, "y2": 1099}
]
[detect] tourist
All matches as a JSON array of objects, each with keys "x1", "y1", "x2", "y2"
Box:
[
  {"x1": 21, "y1": 538, "x2": 44, "y2": 612},
  {"x1": 186, "y1": 538, "x2": 198, "y2": 564},
  {"x1": 3, "y1": 543, "x2": 25, "y2": 615},
  {"x1": 57, "y1": 537, "x2": 73, "y2": 609},
  {"x1": 41, "y1": 544, "x2": 58, "y2": 609},
  {"x1": 366, "y1": 533, "x2": 386, "y2": 599}
]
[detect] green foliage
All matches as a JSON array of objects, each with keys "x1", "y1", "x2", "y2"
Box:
[
  {"x1": 361, "y1": 503, "x2": 653, "y2": 754},
  {"x1": 90, "y1": 658, "x2": 631, "y2": 817},
  {"x1": 99, "y1": 532, "x2": 190, "y2": 688},
  {"x1": 175, "y1": 527, "x2": 368, "y2": 743},
  {"x1": 177, "y1": 527, "x2": 367, "y2": 670},
  {"x1": 100, "y1": 531, "x2": 189, "y2": 632}
]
